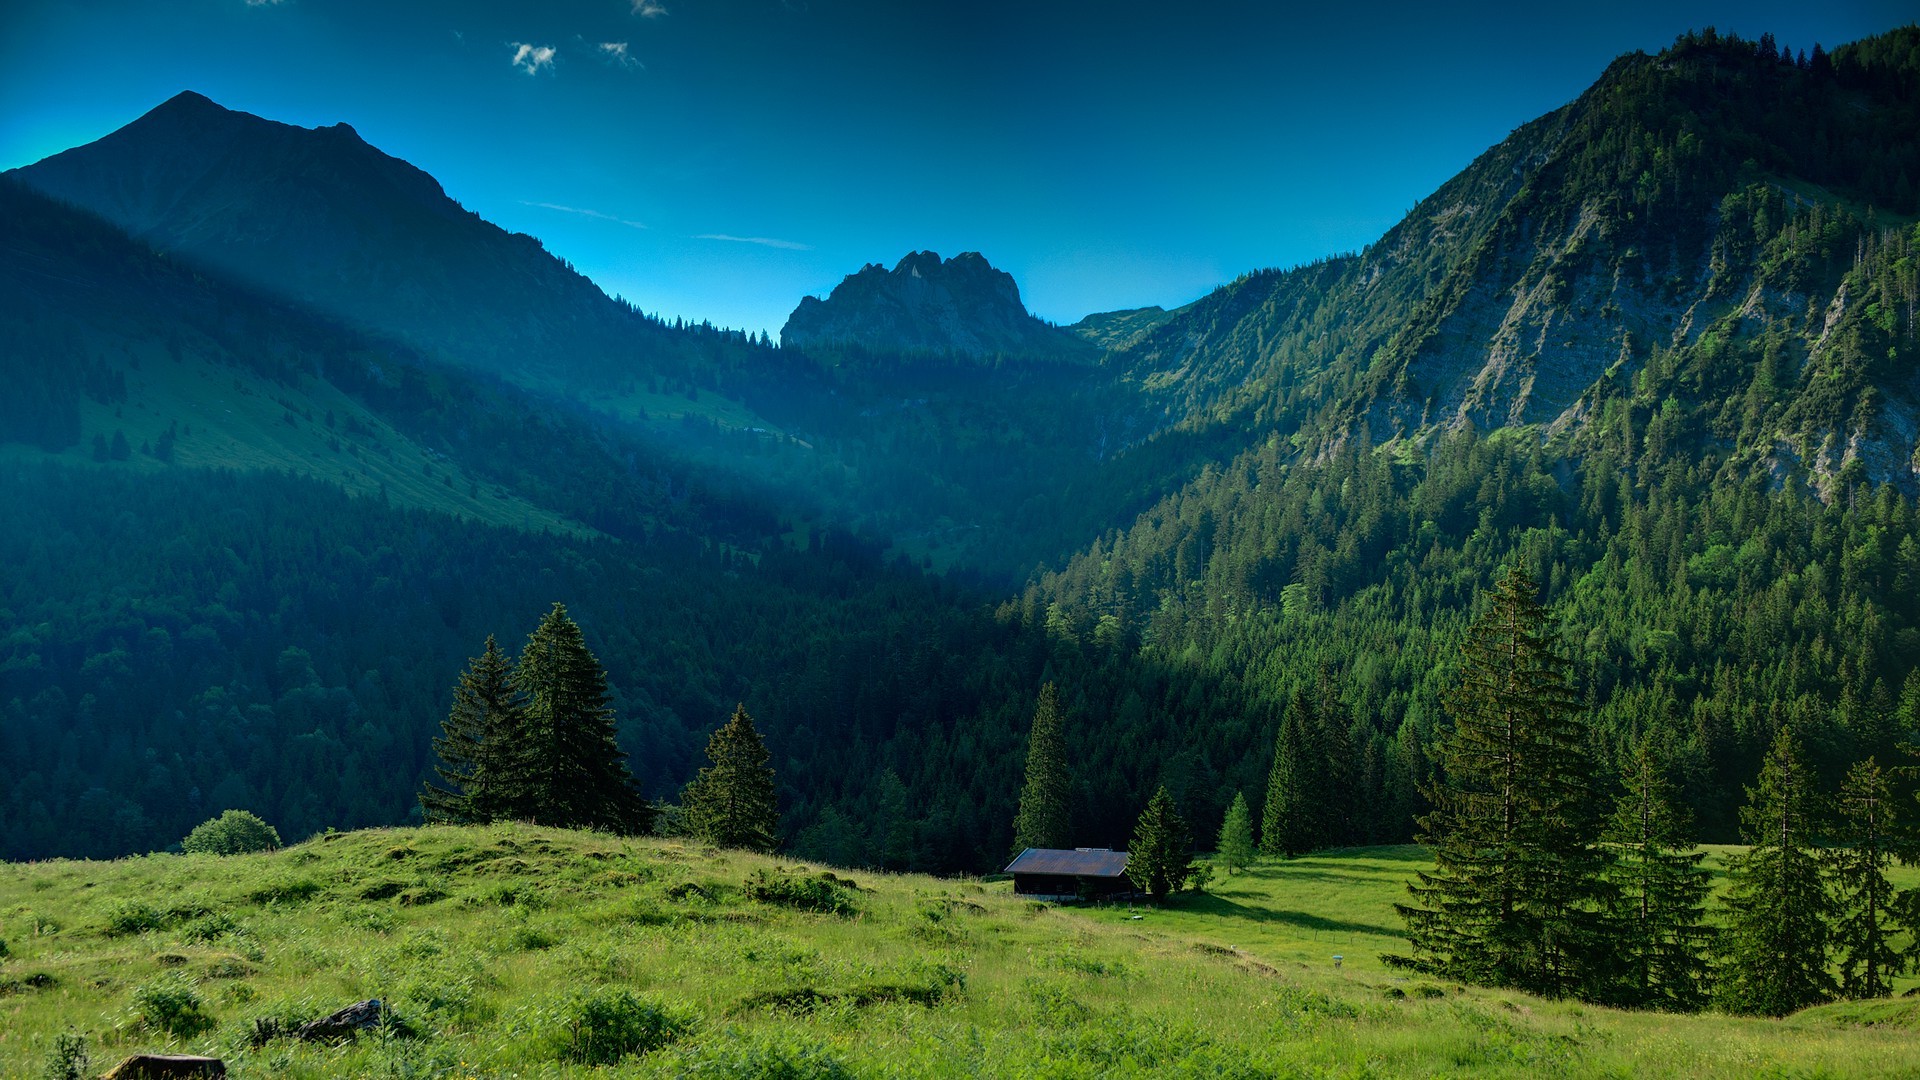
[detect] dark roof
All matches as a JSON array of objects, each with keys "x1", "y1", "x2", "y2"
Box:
[{"x1": 1004, "y1": 847, "x2": 1129, "y2": 878}]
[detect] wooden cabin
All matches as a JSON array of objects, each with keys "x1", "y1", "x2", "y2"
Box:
[{"x1": 1004, "y1": 847, "x2": 1130, "y2": 899}]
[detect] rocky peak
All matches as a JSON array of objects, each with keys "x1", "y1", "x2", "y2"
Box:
[{"x1": 782, "y1": 250, "x2": 1089, "y2": 360}]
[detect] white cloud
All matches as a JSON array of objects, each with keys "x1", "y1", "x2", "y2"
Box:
[
  {"x1": 632, "y1": 0, "x2": 668, "y2": 17},
  {"x1": 523, "y1": 202, "x2": 650, "y2": 230},
  {"x1": 509, "y1": 42, "x2": 557, "y2": 75},
  {"x1": 598, "y1": 42, "x2": 642, "y2": 69},
  {"x1": 244, "y1": 0, "x2": 289, "y2": 6},
  {"x1": 696, "y1": 234, "x2": 812, "y2": 251}
]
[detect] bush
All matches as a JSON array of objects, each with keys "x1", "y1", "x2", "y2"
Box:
[
  {"x1": 42, "y1": 1030, "x2": 88, "y2": 1080},
  {"x1": 133, "y1": 978, "x2": 217, "y2": 1037},
  {"x1": 665, "y1": 1031, "x2": 854, "y2": 1080},
  {"x1": 182, "y1": 809, "x2": 281, "y2": 855},
  {"x1": 742, "y1": 871, "x2": 854, "y2": 915},
  {"x1": 561, "y1": 989, "x2": 695, "y2": 1065},
  {"x1": 104, "y1": 901, "x2": 167, "y2": 936}
]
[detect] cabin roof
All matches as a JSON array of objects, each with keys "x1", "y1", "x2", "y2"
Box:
[{"x1": 1004, "y1": 847, "x2": 1129, "y2": 878}]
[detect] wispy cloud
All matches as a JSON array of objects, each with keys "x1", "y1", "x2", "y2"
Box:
[
  {"x1": 696, "y1": 234, "x2": 812, "y2": 251},
  {"x1": 632, "y1": 0, "x2": 668, "y2": 17},
  {"x1": 509, "y1": 42, "x2": 557, "y2": 75},
  {"x1": 598, "y1": 42, "x2": 642, "y2": 69},
  {"x1": 244, "y1": 0, "x2": 289, "y2": 6},
  {"x1": 523, "y1": 201, "x2": 649, "y2": 230}
]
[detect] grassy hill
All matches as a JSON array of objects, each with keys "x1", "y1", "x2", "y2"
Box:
[{"x1": 2, "y1": 827, "x2": 1916, "y2": 1078}]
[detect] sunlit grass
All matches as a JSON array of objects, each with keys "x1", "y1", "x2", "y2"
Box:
[{"x1": 1, "y1": 825, "x2": 1916, "y2": 1077}]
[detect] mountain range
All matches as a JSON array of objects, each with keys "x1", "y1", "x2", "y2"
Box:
[{"x1": 3, "y1": 26, "x2": 1917, "y2": 866}]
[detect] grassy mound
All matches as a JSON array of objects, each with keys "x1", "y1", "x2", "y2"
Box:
[{"x1": 0, "y1": 826, "x2": 1914, "y2": 1077}]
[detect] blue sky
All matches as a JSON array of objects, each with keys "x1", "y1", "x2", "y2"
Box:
[{"x1": 2, "y1": 1, "x2": 1912, "y2": 337}]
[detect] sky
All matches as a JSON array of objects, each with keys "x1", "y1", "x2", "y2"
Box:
[{"x1": 2, "y1": 1, "x2": 1913, "y2": 337}]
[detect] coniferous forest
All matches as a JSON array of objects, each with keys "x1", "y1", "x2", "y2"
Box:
[{"x1": 2, "y1": 24, "x2": 1920, "y2": 1036}]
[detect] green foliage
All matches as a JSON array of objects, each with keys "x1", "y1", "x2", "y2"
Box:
[
  {"x1": 683, "y1": 704, "x2": 779, "y2": 852},
  {"x1": 1390, "y1": 567, "x2": 1610, "y2": 999},
  {"x1": 420, "y1": 635, "x2": 525, "y2": 825},
  {"x1": 1012, "y1": 682, "x2": 1071, "y2": 852},
  {"x1": 1601, "y1": 740, "x2": 1713, "y2": 1011},
  {"x1": 1127, "y1": 786, "x2": 1196, "y2": 900},
  {"x1": 1215, "y1": 791, "x2": 1256, "y2": 873},
  {"x1": 560, "y1": 989, "x2": 695, "y2": 1065},
  {"x1": 40, "y1": 1031, "x2": 86, "y2": 1080},
  {"x1": 132, "y1": 977, "x2": 216, "y2": 1037},
  {"x1": 1828, "y1": 757, "x2": 1910, "y2": 999},
  {"x1": 1717, "y1": 728, "x2": 1837, "y2": 1015},
  {"x1": 743, "y1": 870, "x2": 855, "y2": 915},
  {"x1": 181, "y1": 809, "x2": 281, "y2": 855},
  {"x1": 1261, "y1": 693, "x2": 1320, "y2": 858},
  {"x1": 514, "y1": 603, "x2": 652, "y2": 834}
]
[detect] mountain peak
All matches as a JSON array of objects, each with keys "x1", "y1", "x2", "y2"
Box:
[{"x1": 782, "y1": 250, "x2": 1091, "y2": 360}]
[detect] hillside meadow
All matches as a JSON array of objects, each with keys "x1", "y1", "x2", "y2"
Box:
[{"x1": 1, "y1": 825, "x2": 1916, "y2": 1078}]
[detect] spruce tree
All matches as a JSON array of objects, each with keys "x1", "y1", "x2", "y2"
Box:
[
  {"x1": 419, "y1": 635, "x2": 526, "y2": 824},
  {"x1": 1314, "y1": 670, "x2": 1356, "y2": 847},
  {"x1": 1387, "y1": 566, "x2": 1608, "y2": 999},
  {"x1": 1716, "y1": 727, "x2": 1836, "y2": 1015},
  {"x1": 1262, "y1": 691, "x2": 1320, "y2": 858},
  {"x1": 1012, "y1": 682, "x2": 1070, "y2": 852},
  {"x1": 1128, "y1": 785, "x2": 1195, "y2": 900},
  {"x1": 513, "y1": 603, "x2": 650, "y2": 833},
  {"x1": 1601, "y1": 740, "x2": 1712, "y2": 1011},
  {"x1": 1216, "y1": 791, "x2": 1257, "y2": 874},
  {"x1": 682, "y1": 703, "x2": 780, "y2": 852},
  {"x1": 1829, "y1": 757, "x2": 1908, "y2": 999}
]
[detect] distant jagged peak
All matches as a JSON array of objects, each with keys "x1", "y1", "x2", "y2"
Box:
[{"x1": 783, "y1": 249, "x2": 1087, "y2": 361}]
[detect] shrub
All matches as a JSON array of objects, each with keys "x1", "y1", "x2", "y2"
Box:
[
  {"x1": 742, "y1": 871, "x2": 854, "y2": 915},
  {"x1": 561, "y1": 989, "x2": 695, "y2": 1065},
  {"x1": 133, "y1": 978, "x2": 217, "y2": 1037},
  {"x1": 665, "y1": 1031, "x2": 854, "y2": 1080},
  {"x1": 104, "y1": 901, "x2": 167, "y2": 936},
  {"x1": 42, "y1": 1030, "x2": 88, "y2": 1080},
  {"x1": 181, "y1": 810, "x2": 281, "y2": 855},
  {"x1": 179, "y1": 912, "x2": 236, "y2": 943}
]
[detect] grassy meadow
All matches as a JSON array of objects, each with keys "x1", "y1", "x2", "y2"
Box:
[{"x1": 1, "y1": 825, "x2": 1917, "y2": 1078}]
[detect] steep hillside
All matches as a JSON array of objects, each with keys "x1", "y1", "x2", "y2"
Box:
[
  {"x1": 7, "y1": 91, "x2": 775, "y2": 398},
  {"x1": 783, "y1": 250, "x2": 1094, "y2": 360}
]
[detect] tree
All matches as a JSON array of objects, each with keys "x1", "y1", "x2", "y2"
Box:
[
  {"x1": 514, "y1": 603, "x2": 650, "y2": 833},
  {"x1": 1387, "y1": 566, "x2": 1609, "y2": 999},
  {"x1": 682, "y1": 703, "x2": 779, "y2": 852},
  {"x1": 1128, "y1": 785, "x2": 1196, "y2": 900},
  {"x1": 1314, "y1": 670, "x2": 1357, "y2": 847},
  {"x1": 1216, "y1": 791, "x2": 1257, "y2": 873},
  {"x1": 1262, "y1": 691, "x2": 1320, "y2": 858},
  {"x1": 1601, "y1": 740, "x2": 1712, "y2": 1011},
  {"x1": 1716, "y1": 727, "x2": 1836, "y2": 1015},
  {"x1": 1012, "y1": 682, "x2": 1070, "y2": 852},
  {"x1": 419, "y1": 635, "x2": 527, "y2": 824},
  {"x1": 1828, "y1": 757, "x2": 1907, "y2": 999},
  {"x1": 181, "y1": 809, "x2": 281, "y2": 855}
]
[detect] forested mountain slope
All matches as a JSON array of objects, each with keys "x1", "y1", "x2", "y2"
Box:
[{"x1": 1032, "y1": 28, "x2": 1920, "y2": 843}]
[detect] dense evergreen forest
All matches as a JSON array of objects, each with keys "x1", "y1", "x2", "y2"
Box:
[{"x1": 4, "y1": 28, "x2": 1919, "y2": 873}]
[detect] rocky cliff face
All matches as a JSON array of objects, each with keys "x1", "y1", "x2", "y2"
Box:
[{"x1": 782, "y1": 251, "x2": 1093, "y2": 361}]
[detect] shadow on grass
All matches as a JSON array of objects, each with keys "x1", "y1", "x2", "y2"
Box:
[{"x1": 1172, "y1": 891, "x2": 1398, "y2": 937}]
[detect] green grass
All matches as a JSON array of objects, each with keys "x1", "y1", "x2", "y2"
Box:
[{"x1": 2, "y1": 826, "x2": 1917, "y2": 1078}]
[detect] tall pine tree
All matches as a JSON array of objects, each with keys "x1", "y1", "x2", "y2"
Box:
[
  {"x1": 1216, "y1": 791, "x2": 1257, "y2": 874},
  {"x1": 1012, "y1": 682, "x2": 1070, "y2": 852},
  {"x1": 1128, "y1": 785, "x2": 1195, "y2": 900},
  {"x1": 1717, "y1": 727, "x2": 1835, "y2": 1015},
  {"x1": 419, "y1": 635, "x2": 526, "y2": 824},
  {"x1": 1828, "y1": 757, "x2": 1908, "y2": 999},
  {"x1": 1600, "y1": 740, "x2": 1712, "y2": 1011},
  {"x1": 513, "y1": 603, "x2": 650, "y2": 834},
  {"x1": 1387, "y1": 566, "x2": 1609, "y2": 999},
  {"x1": 682, "y1": 704, "x2": 780, "y2": 852},
  {"x1": 1262, "y1": 691, "x2": 1320, "y2": 858}
]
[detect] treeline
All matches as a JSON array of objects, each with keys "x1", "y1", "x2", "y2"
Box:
[{"x1": 1389, "y1": 568, "x2": 1919, "y2": 1014}]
